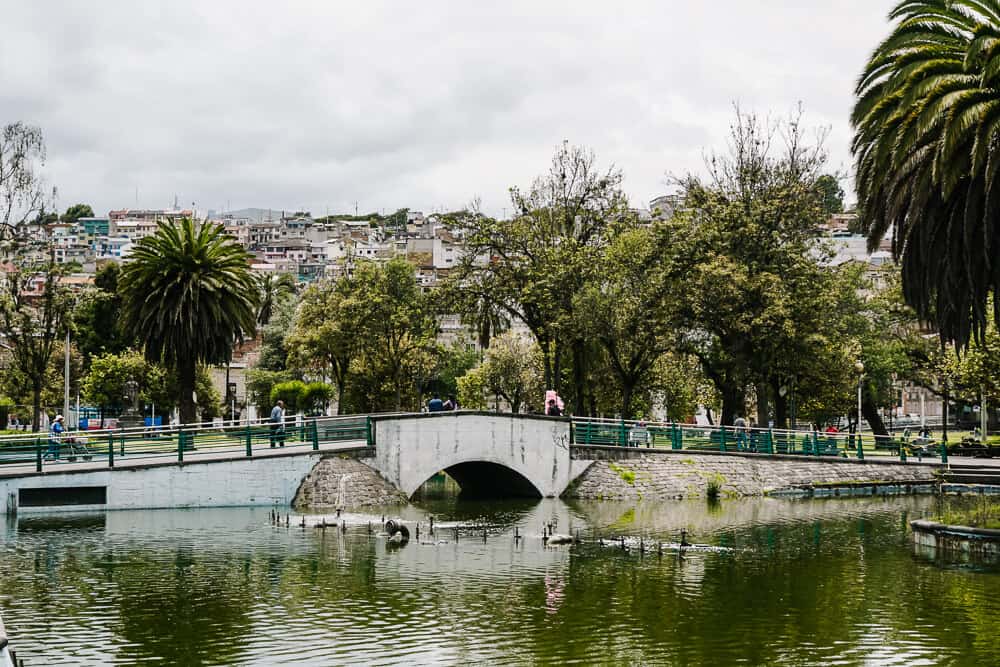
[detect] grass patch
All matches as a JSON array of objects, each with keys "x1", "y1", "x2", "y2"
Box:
[
  {"x1": 705, "y1": 472, "x2": 725, "y2": 499},
  {"x1": 935, "y1": 497, "x2": 1000, "y2": 530},
  {"x1": 609, "y1": 462, "x2": 636, "y2": 485}
]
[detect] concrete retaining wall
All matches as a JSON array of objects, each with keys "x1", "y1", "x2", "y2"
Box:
[
  {"x1": 565, "y1": 448, "x2": 941, "y2": 499},
  {"x1": 1, "y1": 453, "x2": 330, "y2": 514},
  {"x1": 911, "y1": 519, "x2": 1000, "y2": 558}
]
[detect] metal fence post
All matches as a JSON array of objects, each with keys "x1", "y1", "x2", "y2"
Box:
[
  {"x1": 245, "y1": 423, "x2": 253, "y2": 457},
  {"x1": 720, "y1": 426, "x2": 727, "y2": 452},
  {"x1": 178, "y1": 427, "x2": 184, "y2": 463},
  {"x1": 311, "y1": 419, "x2": 319, "y2": 450},
  {"x1": 767, "y1": 429, "x2": 774, "y2": 455},
  {"x1": 940, "y1": 441, "x2": 948, "y2": 464},
  {"x1": 366, "y1": 416, "x2": 373, "y2": 448},
  {"x1": 620, "y1": 418, "x2": 627, "y2": 447},
  {"x1": 35, "y1": 438, "x2": 42, "y2": 472},
  {"x1": 120, "y1": 427, "x2": 125, "y2": 457},
  {"x1": 856, "y1": 431, "x2": 865, "y2": 460},
  {"x1": 900, "y1": 442, "x2": 906, "y2": 463},
  {"x1": 812, "y1": 429, "x2": 819, "y2": 456},
  {"x1": 108, "y1": 431, "x2": 115, "y2": 468}
]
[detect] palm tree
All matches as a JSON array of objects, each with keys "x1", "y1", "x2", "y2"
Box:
[
  {"x1": 852, "y1": 0, "x2": 1000, "y2": 346},
  {"x1": 257, "y1": 272, "x2": 296, "y2": 326},
  {"x1": 120, "y1": 218, "x2": 258, "y2": 424}
]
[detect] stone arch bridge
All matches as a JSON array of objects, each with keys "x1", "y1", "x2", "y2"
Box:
[{"x1": 367, "y1": 412, "x2": 593, "y2": 498}]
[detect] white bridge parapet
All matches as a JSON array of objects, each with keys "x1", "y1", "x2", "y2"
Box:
[{"x1": 370, "y1": 412, "x2": 593, "y2": 498}]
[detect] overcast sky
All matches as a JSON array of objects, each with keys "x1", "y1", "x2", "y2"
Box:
[{"x1": 2, "y1": 1, "x2": 896, "y2": 218}]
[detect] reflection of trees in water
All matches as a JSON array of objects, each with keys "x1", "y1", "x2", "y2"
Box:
[
  {"x1": 526, "y1": 509, "x2": 1000, "y2": 665},
  {"x1": 3, "y1": 502, "x2": 1000, "y2": 665},
  {"x1": 112, "y1": 544, "x2": 257, "y2": 666}
]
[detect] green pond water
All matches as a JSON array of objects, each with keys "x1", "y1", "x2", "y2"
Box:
[{"x1": 0, "y1": 494, "x2": 997, "y2": 666}]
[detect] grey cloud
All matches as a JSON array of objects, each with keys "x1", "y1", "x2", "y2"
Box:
[{"x1": 2, "y1": 0, "x2": 895, "y2": 216}]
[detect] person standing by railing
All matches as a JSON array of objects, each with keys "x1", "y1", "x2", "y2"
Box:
[
  {"x1": 269, "y1": 400, "x2": 286, "y2": 448},
  {"x1": 734, "y1": 414, "x2": 748, "y2": 450}
]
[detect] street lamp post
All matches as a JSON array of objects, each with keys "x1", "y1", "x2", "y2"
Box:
[{"x1": 855, "y1": 360, "x2": 865, "y2": 460}]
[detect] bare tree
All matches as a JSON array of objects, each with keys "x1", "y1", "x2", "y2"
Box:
[{"x1": 0, "y1": 122, "x2": 47, "y2": 239}]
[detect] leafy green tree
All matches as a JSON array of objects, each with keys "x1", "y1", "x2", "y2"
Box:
[
  {"x1": 286, "y1": 279, "x2": 361, "y2": 412},
  {"x1": 246, "y1": 369, "x2": 298, "y2": 413},
  {"x1": 257, "y1": 272, "x2": 296, "y2": 326},
  {"x1": 257, "y1": 297, "x2": 297, "y2": 371},
  {"x1": 270, "y1": 380, "x2": 307, "y2": 413},
  {"x1": 61, "y1": 203, "x2": 94, "y2": 224},
  {"x1": 420, "y1": 341, "x2": 479, "y2": 401},
  {"x1": 473, "y1": 331, "x2": 544, "y2": 413},
  {"x1": 673, "y1": 107, "x2": 864, "y2": 426},
  {"x1": 81, "y1": 350, "x2": 170, "y2": 426},
  {"x1": 301, "y1": 382, "x2": 334, "y2": 415},
  {"x1": 575, "y1": 225, "x2": 682, "y2": 419},
  {"x1": 73, "y1": 263, "x2": 130, "y2": 364},
  {"x1": 194, "y1": 365, "x2": 221, "y2": 421},
  {"x1": 0, "y1": 263, "x2": 70, "y2": 430},
  {"x1": 456, "y1": 365, "x2": 488, "y2": 410},
  {"x1": 120, "y1": 219, "x2": 258, "y2": 423},
  {"x1": 2, "y1": 338, "x2": 84, "y2": 424},
  {"x1": 450, "y1": 142, "x2": 630, "y2": 414},
  {"x1": 814, "y1": 175, "x2": 844, "y2": 215},
  {"x1": 329, "y1": 258, "x2": 437, "y2": 412},
  {"x1": 852, "y1": 1, "x2": 1000, "y2": 346}
]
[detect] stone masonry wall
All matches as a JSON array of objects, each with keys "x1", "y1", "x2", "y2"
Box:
[
  {"x1": 293, "y1": 455, "x2": 407, "y2": 509},
  {"x1": 564, "y1": 450, "x2": 940, "y2": 500}
]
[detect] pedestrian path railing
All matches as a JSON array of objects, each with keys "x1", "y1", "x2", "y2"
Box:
[
  {"x1": 0, "y1": 414, "x2": 373, "y2": 474},
  {"x1": 570, "y1": 417, "x2": 949, "y2": 463}
]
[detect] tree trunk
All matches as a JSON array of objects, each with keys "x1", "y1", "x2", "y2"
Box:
[
  {"x1": 31, "y1": 383, "x2": 42, "y2": 432},
  {"x1": 755, "y1": 382, "x2": 769, "y2": 428},
  {"x1": 541, "y1": 340, "x2": 553, "y2": 391},
  {"x1": 861, "y1": 393, "x2": 890, "y2": 447},
  {"x1": 772, "y1": 378, "x2": 788, "y2": 429},
  {"x1": 942, "y1": 385, "x2": 950, "y2": 442},
  {"x1": 720, "y1": 384, "x2": 744, "y2": 426},
  {"x1": 178, "y1": 358, "x2": 197, "y2": 424},
  {"x1": 572, "y1": 340, "x2": 586, "y2": 417},
  {"x1": 621, "y1": 382, "x2": 634, "y2": 422}
]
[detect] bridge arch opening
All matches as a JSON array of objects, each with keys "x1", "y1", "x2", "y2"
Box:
[{"x1": 416, "y1": 461, "x2": 543, "y2": 499}]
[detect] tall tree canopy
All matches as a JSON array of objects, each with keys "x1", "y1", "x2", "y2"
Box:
[
  {"x1": 0, "y1": 264, "x2": 70, "y2": 430},
  {"x1": 61, "y1": 203, "x2": 94, "y2": 224},
  {"x1": 852, "y1": 0, "x2": 1000, "y2": 345},
  {"x1": 120, "y1": 218, "x2": 258, "y2": 423}
]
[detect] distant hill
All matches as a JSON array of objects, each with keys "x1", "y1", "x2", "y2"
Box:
[{"x1": 209, "y1": 207, "x2": 287, "y2": 222}]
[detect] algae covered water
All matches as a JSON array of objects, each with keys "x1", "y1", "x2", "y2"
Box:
[{"x1": 0, "y1": 495, "x2": 997, "y2": 665}]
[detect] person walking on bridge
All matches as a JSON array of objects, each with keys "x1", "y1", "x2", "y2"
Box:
[
  {"x1": 45, "y1": 414, "x2": 64, "y2": 461},
  {"x1": 270, "y1": 400, "x2": 286, "y2": 448}
]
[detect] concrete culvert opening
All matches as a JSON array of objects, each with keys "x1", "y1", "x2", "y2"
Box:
[{"x1": 438, "y1": 461, "x2": 543, "y2": 499}]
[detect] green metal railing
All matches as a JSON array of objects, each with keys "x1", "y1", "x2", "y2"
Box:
[
  {"x1": 570, "y1": 416, "x2": 947, "y2": 463},
  {"x1": 0, "y1": 414, "x2": 374, "y2": 473}
]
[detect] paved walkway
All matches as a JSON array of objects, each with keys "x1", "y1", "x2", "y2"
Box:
[{"x1": 0, "y1": 439, "x2": 368, "y2": 479}]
